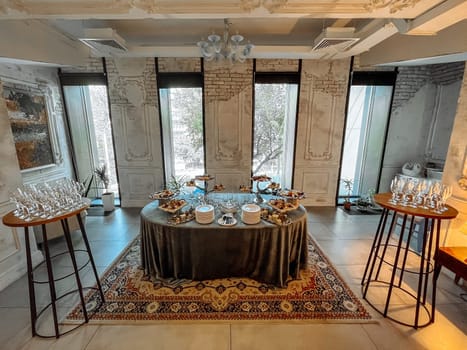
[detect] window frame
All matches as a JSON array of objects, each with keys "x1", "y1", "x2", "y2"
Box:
[
  {"x1": 252, "y1": 71, "x2": 300, "y2": 189},
  {"x1": 157, "y1": 72, "x2": 205, "y2": 184}
]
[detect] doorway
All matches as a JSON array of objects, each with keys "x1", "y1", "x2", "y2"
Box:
[
  {"x1": 60, "y1": 73, "x2": 119, "y2": 204},
  {"x1": 338, "y1": 71, "x2": 396, "y2": 204}
]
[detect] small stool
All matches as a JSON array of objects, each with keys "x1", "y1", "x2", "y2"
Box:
[{"x1": 434, "y1": 247, "x2": 467, "y2": 285}]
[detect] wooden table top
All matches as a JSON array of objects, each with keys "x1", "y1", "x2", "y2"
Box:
[
  {"x1": 374, "y1": 193, "x2": 458, "y2": 219},
  {"x1": 2, "y1": 200, "x2": 90, "y2": 228}
]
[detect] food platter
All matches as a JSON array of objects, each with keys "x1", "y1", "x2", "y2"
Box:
[
  {"x1": 260, "y1": 207, "x2": 291, "y2": 226},
  {"x1": 195, "y1": 174, "x2": 215, "y2": 181},
  {"x1": 267, "y1": 199, "x2": 299, "y2": 213},
  {"x1": 149, "y1": 189, "x2": 177, "y2": 200},
  {"x1": 251, "y1": 174, "x2": 271, "y2": 182},
  {"x1": 158, "y1": 199, "x2": 187, "y2": 214},
  {"x1": 167, "y1": 208, "x2": 195, "y2": 225},
  {"x1": 239, "y1": 185, "x2": 252, "y2": 193},
  {"x1": 278, "y1": 189, "x2": 306, "y2": 200}
]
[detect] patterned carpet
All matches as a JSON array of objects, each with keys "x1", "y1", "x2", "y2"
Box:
[{"x1": 67, "y1": 235, "x2": 371, "y2": 322}]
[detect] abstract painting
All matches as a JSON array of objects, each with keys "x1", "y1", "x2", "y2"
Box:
[{"x1": 3, "y1": 84, "x2": 55, "y2": 170}]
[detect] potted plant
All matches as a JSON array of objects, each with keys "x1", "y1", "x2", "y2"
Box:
[
  {"x1": 342, "y1": 178, "x2": 353, "y2": 210},
  {"x1": 94, "y1": 164, "x2": 114, "y2": 212}
]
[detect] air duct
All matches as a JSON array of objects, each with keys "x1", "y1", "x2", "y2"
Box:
[{"x1": 312, "y1": 27, "x2": 359, "y2": 51}]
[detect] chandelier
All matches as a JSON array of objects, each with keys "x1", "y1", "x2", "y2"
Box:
[
  {"x1": 365, "y1": 0, "x2": 421, "y2": 13},
  {"x1": 197, "y1": 19, "x2": 254, "y2": 63}
]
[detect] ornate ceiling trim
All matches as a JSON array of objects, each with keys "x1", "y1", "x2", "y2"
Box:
[
  {"x1": 365, "y1": 0, "x2": 422, "y2": 14},
  {"x1": 0, "y1": 0, "x2": 431, "y2": 17}
]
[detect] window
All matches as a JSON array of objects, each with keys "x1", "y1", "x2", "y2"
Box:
[
  {"x1": 60, "y1": 73, "x2": 119, "y2": 201},
  {"x1": 338, "y1": 71, "x2": 396, "y2": 204},
  {"x1": 158, "y1": 73, "x2": 205, "y2": 182},
  {"x1": 253, "y1": 73, "x2": 299, "y2": 189}
]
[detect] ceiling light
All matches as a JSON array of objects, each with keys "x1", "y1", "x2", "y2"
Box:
[{"x1": 197, "y1": 19, "x2": 254, "y2": 63}]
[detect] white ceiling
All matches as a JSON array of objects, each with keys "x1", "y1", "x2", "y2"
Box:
[{"x1": 0, "y1": 0, "x2": 466, "y2": 66}]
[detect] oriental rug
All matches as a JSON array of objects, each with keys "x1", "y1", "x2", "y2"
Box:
[{"x1": 66, "y1": 235, "x2": 371, "y2": 322}]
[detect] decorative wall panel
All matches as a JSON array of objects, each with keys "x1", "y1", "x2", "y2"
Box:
[
  {"x1": 106, "y1": 58, "x2": 164, "y2": 206},
  {"x1": 294, "y1": 59, "x2": 351, "y2": 205},
  {"x1": 294, "y1": 168, "x2": 339, "y2": 206},
  {"x1": 117, "y1": 168, "x2": 164, "y2": 207},
  {"x1": 0, "y1": 77, "x2": 43, "y2": 291},
  {"x1": 204, "y1": 61, "x2": 253, "y2": 181}
]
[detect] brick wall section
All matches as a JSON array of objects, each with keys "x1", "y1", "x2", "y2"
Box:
[
  {"x1": 255, "y1": 59, "x2": 299, "y2": 72},
  {"x1": 303, "y1": 70, "x2": 347, "y2": 97},
  {"x1": 60, "y1": 58, "x2": 104, "y2": 73},
  {"x1": 157, "y1": 57, "x2": 201, "y2": 72},
  {"x1": 204, "y1": 64, "x2": 253, "y2": 103},
  {"x1": 430, "y1": 61, "x2": 465, "y2": 85},
  {"x1": 105, "y1": 58, "x2": 158, "y2": 106},
  {"x1": 392, "y1": 62, "x2": 465, "y2": 110},
  {"x1": 392, "y1": 66, "x2": 431, "y2": 109}
]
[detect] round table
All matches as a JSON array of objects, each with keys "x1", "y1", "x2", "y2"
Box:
[
  {"x1": 140, "y1": 197, "x2": 308, "y2": 287},
  {"x1": 361, "y1": 193, "x2": 458, "y2": 328},
  {"x1": 2, "y1": 203, "x2": 105, "y2": 338}
]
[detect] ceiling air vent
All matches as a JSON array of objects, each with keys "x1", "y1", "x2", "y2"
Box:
[
  {"x1": 79, "y1": 28, "x2": 127, "y2": 53},
  {"x1": 312, "y1": 27, "x2": 359, "y2": 52}
]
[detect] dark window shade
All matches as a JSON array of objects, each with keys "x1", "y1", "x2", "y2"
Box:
[
  {"x1": 351, "y1": 71, "x2": 397, "y2": 86},
  {"x1": 59, "y1": 73, "x2": 107, "y2": 86},
  {"x1": 157, "y1": 73, "x2": 203, "y2": 88},
  {"x1": 255, "y1": 72, "x2": 300, "y2": 84}
]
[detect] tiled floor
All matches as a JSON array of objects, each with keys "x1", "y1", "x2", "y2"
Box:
[{"x1": 0, "y1": 207, "x2": 465, "y2": 349}]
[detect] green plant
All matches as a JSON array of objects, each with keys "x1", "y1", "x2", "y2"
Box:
[
  {"x1": 94, "y1": 164, "x2": 110, "y2": 192},
  {"x1": 342, "y1": 178, "x2": 353, "y2": 202},
  {"x1": 167, "y1": 175, "x2": 185, "y2": 192}
]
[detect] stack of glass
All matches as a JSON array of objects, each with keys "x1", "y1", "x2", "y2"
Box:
[{"x1": 388, "y1": 175, "x2": 452, "y2": 213}]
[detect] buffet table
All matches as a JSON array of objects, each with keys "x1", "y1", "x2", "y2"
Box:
[{"x1": 140, "y1": 197, "x2": 308, "y2": 287}]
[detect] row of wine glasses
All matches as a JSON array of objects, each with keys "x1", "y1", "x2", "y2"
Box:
[
  {"x1": 9, "y1": 179, "x2": 87, "y2": 222},
  {"x1": 389, "y1": 176, "x2": 452, "y2": 213}
]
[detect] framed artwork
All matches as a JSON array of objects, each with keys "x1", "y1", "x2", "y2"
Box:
[{"x1": 2, "y1": 82, "x2": 57, "y2": 171}]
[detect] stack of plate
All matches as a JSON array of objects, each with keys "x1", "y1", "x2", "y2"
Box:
[
  {"x1": 241, "y1": 204, "x2": 261, "y2": 224},
  {"x1": 195, "y1": 204, "x2": 215, "y2": 224}
]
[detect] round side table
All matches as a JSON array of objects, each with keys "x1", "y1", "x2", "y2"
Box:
[
  {"x1": 2, "y1": 203, "x2": 105, "y2": 338},
  {"x1": 361, "y1": 193, "x2": 458, "y2": 328}
]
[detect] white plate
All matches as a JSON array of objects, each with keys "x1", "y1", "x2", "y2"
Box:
[
  {"x1": 217, "y1": 217, "x2": 237, "y2": 226},
  {"x1": 196, "y1": 204, "x2": 214, "y2": 213},
  {"x1": 241, "y1": 203, "x2": 260, "y2": 212}
]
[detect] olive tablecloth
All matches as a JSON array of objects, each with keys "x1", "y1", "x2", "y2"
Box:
[{"x1": 140, "y1": 199, "x2": 308, "y2": 287}]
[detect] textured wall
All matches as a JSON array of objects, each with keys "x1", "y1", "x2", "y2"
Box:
[
  {"x1": 380, "y1": 62, "x2": 464, "y2": 192},
  {"x1": 60, "y1": 57, "x2": 104, "y2": 73},
  {"x1": 255, "y1": 59, "x2": 299, "y2": 72},
  {"x1": 0, "y1": 63, "x2": 76, "y2": 290},
  {"x1": 204, "y1": 60, "x2": 254, "y2": 190},
  {"x1": 294, "y1": 59, "x2": 351, "y2": 206},
  {"x1": 158, "y1": 57, "x2": 201, "y2": 73},
  {"x1": 105, "y1": 58, "x2": 164, "y2": 207},
  {"x1": 443, "y1": 61, "x2": 467, "y2": 247}
]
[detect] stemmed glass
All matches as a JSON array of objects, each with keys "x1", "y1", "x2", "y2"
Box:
[
  {"x1": 389, "y1": 178, "x2": 399, "y2": 204},
  {"x1": 435, "y1": 185, "x2": 452, "y2": 213},
  {"x1": 9, "y1": 179, "x2": 86, "y2": 221}
]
